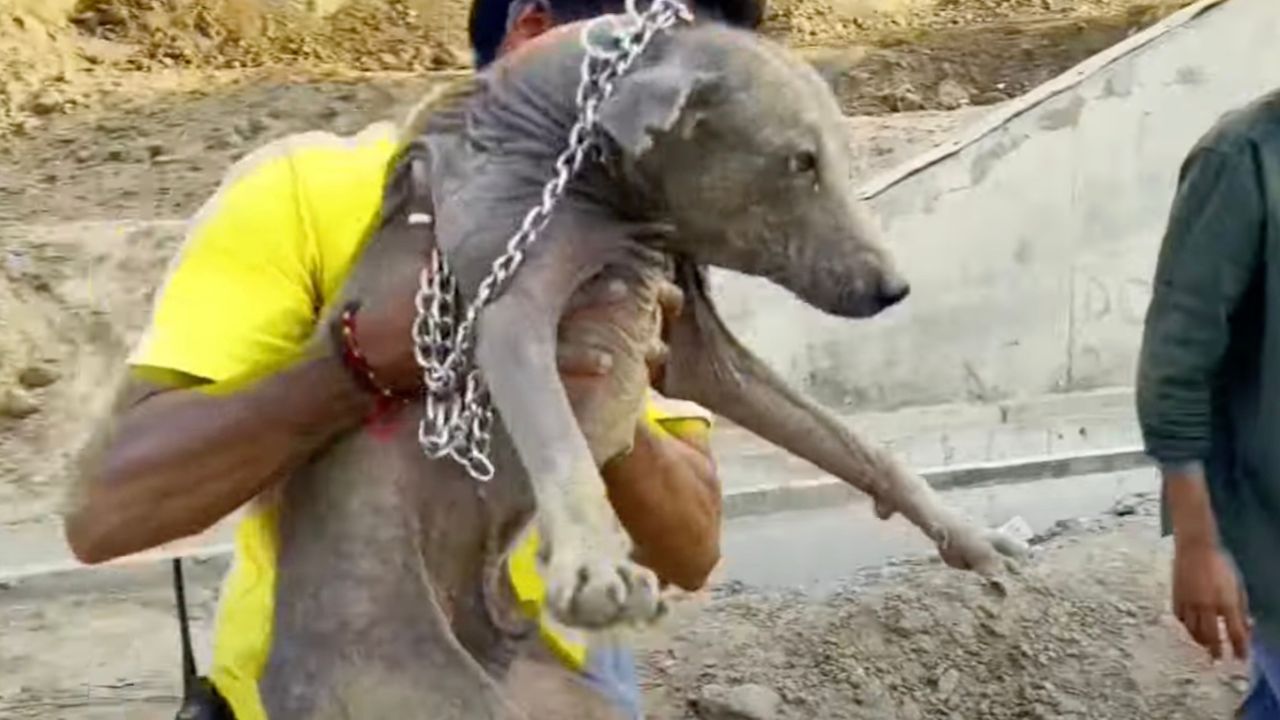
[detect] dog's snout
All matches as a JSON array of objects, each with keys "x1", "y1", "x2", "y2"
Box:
[{"x1": 878, "y1": 279, "x2": 910, "y2": 308}]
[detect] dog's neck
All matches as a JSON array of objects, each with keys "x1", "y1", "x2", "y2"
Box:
[{"x1": 464, "y1": 22, "x2": 670, "y2": 216}]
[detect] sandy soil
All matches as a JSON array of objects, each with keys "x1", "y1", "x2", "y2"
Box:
[{"x1": 0, "y1": 0, "x2": 1232, "y2": 717}]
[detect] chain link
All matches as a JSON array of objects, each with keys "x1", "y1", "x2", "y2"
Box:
[{"x1": 411, "y1": 0, "x2": 693, "y2": 481}]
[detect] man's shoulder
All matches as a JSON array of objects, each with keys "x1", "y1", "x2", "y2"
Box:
[
  {"x1": 1194, "y1": 89, "x2": 1280, "y2": 159},
  {"x1": 220, "y1": 122, "x2": 401, "y2": 189}
]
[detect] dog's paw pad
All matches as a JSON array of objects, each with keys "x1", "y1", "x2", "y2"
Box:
[{"x1": 546, "y1": 558, "x2": 663, "y2": 630}]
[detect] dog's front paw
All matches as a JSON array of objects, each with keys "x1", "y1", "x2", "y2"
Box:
[
  {"x1": 937, "y1": 520, "x2": 1028, "y2": 579},
  {"x1": 544, "y1": 553, "x2": 665, "y2": 630}
]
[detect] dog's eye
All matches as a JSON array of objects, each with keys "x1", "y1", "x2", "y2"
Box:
[{"x1": 788, "y1": 151, "x2": 818, "y2": 174}]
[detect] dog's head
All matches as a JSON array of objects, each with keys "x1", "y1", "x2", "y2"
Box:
[{"x1": 597, "y1": 22, "x2": 909, "y2": 318}]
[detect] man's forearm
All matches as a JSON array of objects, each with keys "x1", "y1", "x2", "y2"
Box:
[
  {"x1": 602, "y1": 423, "x2": 720, "y2": 591},
  {"x1": 1163, "y1": 461, "x2": 1220, "y2": 551},
  {"x1": 65, "y1": 354, "x2": 373, "y2": 563}
]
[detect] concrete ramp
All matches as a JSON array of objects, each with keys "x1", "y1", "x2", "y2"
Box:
[{"x1": 714, "y1": 0, "x2": 1280, "y2": 411}]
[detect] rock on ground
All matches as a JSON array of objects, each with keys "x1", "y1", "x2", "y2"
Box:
[{"x1": 694, "y1": 683, "x2": 784, "y2": 720}]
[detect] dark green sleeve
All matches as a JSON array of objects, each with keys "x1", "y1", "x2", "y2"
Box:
[{"x1": 1136, "y1": 143, "x2": 1264, "y2": 464}]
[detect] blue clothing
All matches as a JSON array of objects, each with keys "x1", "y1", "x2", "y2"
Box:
[
  {"x1": 581, "y1": 644, "x2": 644, "y2": 720},
  {"x1": 1241, "y1": 639, "x2": 1280, "y2": 719}
]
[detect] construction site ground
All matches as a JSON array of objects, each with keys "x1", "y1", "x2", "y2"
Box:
[{"x1": 0, "y1": 0, "x2": 1252, "y2": 717}]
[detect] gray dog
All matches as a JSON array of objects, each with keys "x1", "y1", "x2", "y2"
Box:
[{"x1": 260, "y1": 19, "x2": 1023, "y2": 719}]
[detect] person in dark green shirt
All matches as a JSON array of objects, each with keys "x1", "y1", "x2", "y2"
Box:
[{"x1": 1137, "y1": 89, "x2": 1280, "y2": 718}]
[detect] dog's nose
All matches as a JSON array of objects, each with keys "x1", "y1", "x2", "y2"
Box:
[{"x1": 878, "y1": 280, "x2": 910, "y2": 308}]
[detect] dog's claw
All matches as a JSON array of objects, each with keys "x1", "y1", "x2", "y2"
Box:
[{"x1": 546, "y1": 555, "x2": 663, "y2": 630}]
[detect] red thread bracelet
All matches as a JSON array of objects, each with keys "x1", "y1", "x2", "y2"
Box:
[{"x1": 332, "y1": 301, "x2": 410, "y2": 434}]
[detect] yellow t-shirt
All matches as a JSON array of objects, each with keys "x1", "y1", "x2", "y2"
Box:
[{"x1": 128, "y1": 123, "x2": 711, "y2": 720}]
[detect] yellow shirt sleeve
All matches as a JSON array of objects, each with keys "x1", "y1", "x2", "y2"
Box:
[
  {"x1": 129, "y1": 146, "x2": 319, "y2": 382},
  {"x1": 129, "y1": 125, "x2": 399, "y2": 384},
  {"x1": 645, "y1": 390, "x2": 714, "y2": 443}
]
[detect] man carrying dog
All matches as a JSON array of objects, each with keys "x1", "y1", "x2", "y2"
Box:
[{"x1": 63, "y1": 0, "x2": 763, "y2": 718}]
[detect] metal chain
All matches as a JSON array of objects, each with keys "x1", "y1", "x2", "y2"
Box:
[{"x1": 412, "y1": 0, "x2": 693, "y2": 481}]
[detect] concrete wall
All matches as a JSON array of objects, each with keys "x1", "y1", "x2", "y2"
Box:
[{"x1": 713, "y1": 0, "x2": 1280, "y2": 412}]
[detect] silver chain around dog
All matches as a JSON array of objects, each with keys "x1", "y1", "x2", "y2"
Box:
[{"x1": 412, "y1": 0, "x2": 694, "y2": 481}]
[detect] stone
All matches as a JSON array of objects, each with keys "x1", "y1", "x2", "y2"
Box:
[
  {"x1": 1057, "y1": 694, "x2": 1087, "y2": 714},
  {"x1": 936, "y1": 78, "x2": 971, "y2": 110},
  {"x1": 936, "y1": 667, "x2": 960, "y2": 698},
  {"x1": 28, "y1": 90, "x2": 64, "y2": 116},
  {"x1": 885, "y1": 87, "x2": 926, "y2": 112},
  {"x1": 1, "y1": 387, "x2": 41, "y2": 419},
  {"x1": 974, "y1": 90, "x2": 1011, "y2": 105},
  {"x1": 694, "y1": 683, "x2": 783, "y2": 720},
  {"x1": 18, "y1": 364, "x2": 59, "y2": 389}
]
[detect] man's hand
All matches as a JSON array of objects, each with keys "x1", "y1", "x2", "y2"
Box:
[
  {"x1": 1173, "y1": 542, "x2": 1251, "y2": 661},
  {"x1": 647, "y1": 280, "x2": 684, "y2": 388},
  {"x1": 349, "y1": 269, "x2": 428, "y2": 394},
  {"x1": 555, "y1": 273, "x2": 684, "y2": 387},
  {"x1": 1164, "y1": 464, "x2": 1251, "y2": 661}
]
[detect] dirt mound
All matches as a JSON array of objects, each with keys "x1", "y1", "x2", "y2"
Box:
[
  {"x1": 638, "y1": 511, "x2": 1244, "y2": 720},
  {"x1": 0, "y1": 0, "x2": 1194, "y2": 134},
  {"x1": 0, "y1": 8, "x2": 83, "y2": 134},
  {"x1": 0, "y1": 222, "x2": 181, "y2": 525},
  {"x1": 0, "y1": 0, "x2": 468, "y2": 132},
  {"x1": 71, "y1": 0, "x2": 467, "y2": 71},
  {"x1": 766, "y1": 0, "x2": 1182, "y2": 48}
]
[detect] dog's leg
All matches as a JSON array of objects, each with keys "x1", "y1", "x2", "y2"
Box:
[
  {"x1": 662, "y1": 264, "x2": 1024, "y2": 577},
  {"x1": 262, "y1": 427, "x2": 529, "y2": 720},
  {"x1": 472, "y1": 213, "x2": 666, "y2": 631}
]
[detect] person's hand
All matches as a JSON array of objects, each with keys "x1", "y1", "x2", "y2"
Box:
[
  {"x1": 1172, "y1": 542, "x2": 1251, "y2": 661},
  {"x1": 646, "y1": 280, "x2": 683, "y2": 388},
  {"x1": 556, "y1": 274, "x2": 683, "y2": 384},
  {"x1": 345, "y1": 267, "x2": 425, "y2": 395}
]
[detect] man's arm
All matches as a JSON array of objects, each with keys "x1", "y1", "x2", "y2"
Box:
[
  {"x1": 1136, "y1": 141, "x2": 1263, "y2": 661},
  {"x1": 1161, "y1": 461, "x2": 1252, "y2": 660},
  {"x1": 1137, "y1": 143, "x2": 1263, "y2": 466},
  {"x1": 556, "y1": 276, "x2": 722, "y2": 592},
  {"x1": 604, "y1": 420, "x2": 719, "y2": 591},
  {"x1": 65, "y1": 360, "x2": 368, "y2": 563},
  {"x1": 65, "y1": 287, "x2": 421, "y2": 564}
]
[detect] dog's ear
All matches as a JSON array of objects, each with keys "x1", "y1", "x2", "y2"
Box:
[{"x1": 598, "y1": 64, "x2": 720, "y2": 159}]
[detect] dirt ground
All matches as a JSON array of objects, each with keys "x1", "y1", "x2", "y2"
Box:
[
  {"x1": 0, "y1": 499, "x2": 1249, "y2": 719},
  {"x1": 638, "y1": 501, "x2": 1250, "y2": 720},
  {"x1": 0, "y1": 0, "x2": 1236, "y2": 717}
]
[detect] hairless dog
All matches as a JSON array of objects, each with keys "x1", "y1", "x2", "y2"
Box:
[{"x1": 260, "y1": 20, "x2": 1024, "y2": 719}]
